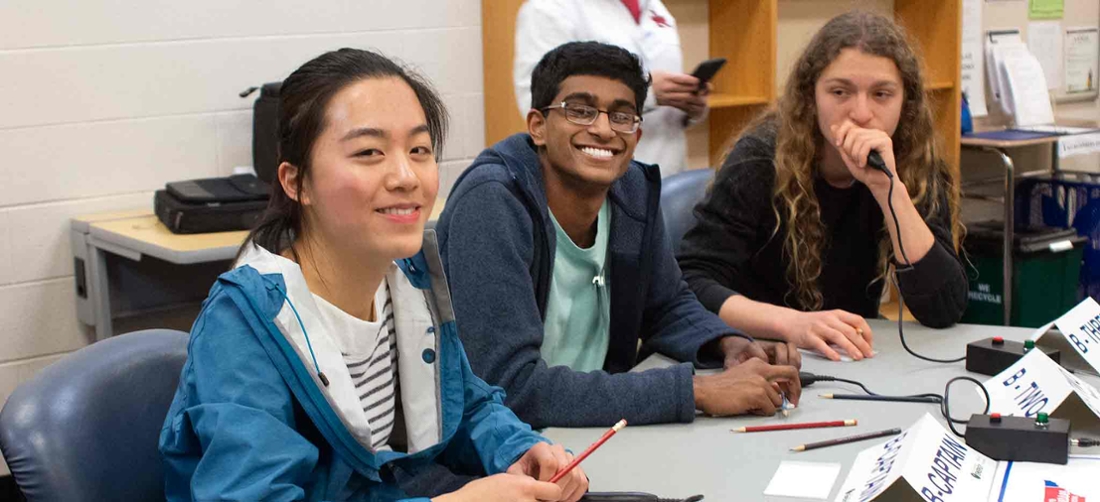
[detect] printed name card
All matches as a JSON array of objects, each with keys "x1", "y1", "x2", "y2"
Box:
[
  {"x1": 983, "y1": 349, "x2": 1100, "y2": 429},
  {"x1": 834, "y1": 412, "x2": 1100, "y2": 501},
  {"x1": 833, "y1": 413, "x2": 998, "y2": 502},
  {"x1": 1030, "y1": 297, "x2": 1100, "y2": 374}
]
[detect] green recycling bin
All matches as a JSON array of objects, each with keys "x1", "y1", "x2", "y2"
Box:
[{"x1": 961, "y1": 223, "x2": 1086, "y2": 327}]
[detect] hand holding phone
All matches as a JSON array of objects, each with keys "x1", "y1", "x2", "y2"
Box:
[
  {"x1": 689, "y1": 57, "x2": 727, "y2": 91},
  {"x1": 652, "y1": 62, "x2": 720, "y2": 124}
]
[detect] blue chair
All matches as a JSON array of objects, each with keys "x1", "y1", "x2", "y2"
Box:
[
  {"x1": 0, "y1": 329, "x2": 189, "y2": 502},
  {"x1": 660, "y1": 168, "x2": 715, "y2": 253}
]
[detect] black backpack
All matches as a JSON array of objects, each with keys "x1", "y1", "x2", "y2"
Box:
[
  {"x1": 153, "y1": 83, "x2": 280, "y2": 234},
  {"x1": 250, "y1": 82, "x2": 281, "y2": 185},
  {"x1": 154, "y1": 174, "x2": 269, "y2": 234}
]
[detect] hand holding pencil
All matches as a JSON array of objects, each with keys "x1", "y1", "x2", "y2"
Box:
[
  {"x1": 498, "y1": 441, "x2": 589, "y2": 502},
  {"x1": 460, "y1": 419, "x2": 624, "y2": 502},
  {"x1": 548, "y1": 419, "x2": 627, "y2": 483}
]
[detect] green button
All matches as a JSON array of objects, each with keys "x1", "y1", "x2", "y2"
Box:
[
  {"x1": 1036, "y1": 412, "x2": 1049, "y2": 424},
  {"x1": 1024, "y1": 340, "x2": 1035, "y2": 351}
]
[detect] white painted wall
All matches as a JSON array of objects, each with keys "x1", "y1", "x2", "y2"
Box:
[{"x1": 0, "y1": 0, "x2": 484, "y2": 476}]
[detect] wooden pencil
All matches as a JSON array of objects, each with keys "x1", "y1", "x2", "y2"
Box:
[
  {"x1": 548, "y1": 419, "x2": 627, "y2": 483},
  {"x1": 733, "y1": 419, "x2": 857, "y2": 433},
  {"x1": 790, "y1": 427, "x2": 902, "y2": 452}
]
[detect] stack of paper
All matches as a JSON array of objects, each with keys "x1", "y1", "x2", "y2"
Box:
[{"x1": 986, "y1": 33, "x2": 1055, "y2": 127}]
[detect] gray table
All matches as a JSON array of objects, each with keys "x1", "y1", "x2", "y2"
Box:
[{"x1": 543, "y1": 320, "x2": 1100, "y2": 501}]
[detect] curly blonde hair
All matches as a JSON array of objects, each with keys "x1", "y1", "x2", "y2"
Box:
[{"x1": 731, "y1": 11, "x2": 961, "y2": 311}]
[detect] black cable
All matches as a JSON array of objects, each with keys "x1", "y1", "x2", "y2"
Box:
[
  {"x1": 1072, "y1": 438, "x2": 1100, "y2": 447},
  {"x1": 801, "y1": 372, "x2": 942, "y2": 400},
  {"x1": 823, "y1": 376, "x2": 878, "y2": 396},
  {"x1": 941, "y1": 376, "x2": 990, "y2": 437},
  {"x1": 883, "y1": 170, "x2": 966, "y2": 364},
  {"x1": 801, "y1": 371, "x2": 990, "y2": 437}
]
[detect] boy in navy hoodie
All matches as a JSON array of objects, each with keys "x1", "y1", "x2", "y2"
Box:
[{"x1": 435, "y1": 42, "x2": 801, "y2": 428}]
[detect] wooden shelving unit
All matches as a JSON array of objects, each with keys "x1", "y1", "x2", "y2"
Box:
[
  {"x1": 706, "y1": 0, "x2": 776, "y2": 165},
  {"x1": 704, "y1": 0, "x2": 961, "y2": 171},
  {"x1": 481, "y1": 0, "x2": 526, "y2": 150},
  {"x1": 895, "y1": 0, "x2": 962, "y2": 173},
  {"x1": 482, "y1": 0, "x2": 962, "y2": 175}
]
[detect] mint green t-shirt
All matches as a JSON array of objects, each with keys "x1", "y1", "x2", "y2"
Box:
[{"x1": 541, "y1": 200, "x2": 611, "y2": 372}]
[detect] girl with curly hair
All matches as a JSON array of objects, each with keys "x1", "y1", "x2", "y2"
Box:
[{"x1": 678, "y1": 11, "x2": 967, "y2": 362}]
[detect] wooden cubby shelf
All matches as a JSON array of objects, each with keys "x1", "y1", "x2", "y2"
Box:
[{"x1": 483, "y1": 0, "x2": 961, "y2": 174}]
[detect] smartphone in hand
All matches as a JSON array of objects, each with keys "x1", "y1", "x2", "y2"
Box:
[{"x1": 689, "y1": 57, "x2": 727, "y2": 91}]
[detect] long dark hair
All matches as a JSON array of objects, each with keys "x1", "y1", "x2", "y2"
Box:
[
  {"x1": 240, "y1": 48, "x2": 448, "y2": 259},
  {"x1": 728, "y1": 11, "x2": 960, "y2": 310}
]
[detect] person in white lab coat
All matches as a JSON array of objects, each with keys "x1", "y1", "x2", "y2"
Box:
[{"x1": 513, "y1": 0, "x2": 710, "y2": 177}]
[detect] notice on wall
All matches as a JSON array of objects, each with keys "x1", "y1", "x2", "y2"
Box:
[
  {"x1": 1028, "y1": 0, "x2": 1063, "y2": 20},
  {"x1": 1027, "y1": 21, "x2": 1063, "y2": 90},
  {"x1": 1064, "y1": 27, "x2": 1098, "y2": 95},
  {"x1": 962, "y1": 0, "x2": 988, "y2": 115}
]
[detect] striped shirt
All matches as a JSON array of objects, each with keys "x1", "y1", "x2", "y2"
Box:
[{"x1": 312, "y1": 283, "x2": 398, "y2": 451}]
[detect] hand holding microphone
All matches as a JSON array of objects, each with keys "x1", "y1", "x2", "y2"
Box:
[
  {"x1": 830, "y1": 121, "x2": 896, "y2": 190},
  {"x1": 866, "y1": 150, "x2": 893, "y2": 179}
]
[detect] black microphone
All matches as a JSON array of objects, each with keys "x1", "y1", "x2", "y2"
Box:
[{"x1": 867, "y1": 150, "x2": 893, "y2": 179}]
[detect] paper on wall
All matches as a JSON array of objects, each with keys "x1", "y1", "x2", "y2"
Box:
[
  {"x1": 1028, "y1": 0, "x2": 1064, "y2": 20},
  {"x1": 1027, "y1": 21, "x2": 1063, "y2": 90},
  {"x1": 1064, "y1": 27, "x2": 1098, "y2": 94},
  {"x1": 962, "y1": 0, "x2": 988, "y2": 116}
]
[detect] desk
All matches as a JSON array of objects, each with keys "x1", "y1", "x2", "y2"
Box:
[
  {"x1": 961, "y1": 134, "x2": 1063, "y2": 326},
  {"x1": 543, "y1": 319, "x2": 1100, "y2": 501},
  {"x1": 72, "y1": 200, "x2": 447, "y2": 340},
  {"x1": 71, "y1": 211, "x2": 247, "y2": 340}
]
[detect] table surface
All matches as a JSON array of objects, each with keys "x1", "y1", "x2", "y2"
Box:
[
  {"x1": 960, "y1": 134, "x2": 1062, "y2": 148},
  {"x1": 90, "y1": 214, "x2": 246, "y2": 263},
  {"x1": 960, "y1": 121, "x2": 1099, "y2": 149},
  {"x1": 543, "y1": 320, "x2": 1100, "y2": 502}
]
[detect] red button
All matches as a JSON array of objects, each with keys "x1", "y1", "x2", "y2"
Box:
[
  {"x1": 990, "y1": 413, "x2": 1002, "y2": 423},
  {"x1": 992, "y1": 337, "x2": 1004, "y2": 345}
]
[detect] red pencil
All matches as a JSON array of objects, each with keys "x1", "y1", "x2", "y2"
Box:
[
  {"x1": 548, "y1": 419, "x2": 627, "y2": 483},
  {"x1": 731, "y1": 419, "x2": 857, "y2": 433}
]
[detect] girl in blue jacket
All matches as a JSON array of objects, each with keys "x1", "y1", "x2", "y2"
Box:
[{"x1": 158, "y1": 48, "x2": 587, "y2": 502}]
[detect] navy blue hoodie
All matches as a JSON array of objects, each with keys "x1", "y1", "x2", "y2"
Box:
[{"x1": 434, "y1": 133, "x2": 747, "y2": 428}]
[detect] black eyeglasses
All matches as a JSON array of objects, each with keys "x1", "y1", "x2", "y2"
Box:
[{"x1": 540, "y1": 102, "x2": 642, "y2": 133}]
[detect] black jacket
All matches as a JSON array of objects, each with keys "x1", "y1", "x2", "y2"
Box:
[{"x1": 677, "y1": 121, "x2": 967, "y2": 328}]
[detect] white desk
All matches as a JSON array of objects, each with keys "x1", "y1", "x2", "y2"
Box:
[{"x1": 544, "y1": 320, "x2": 1100, "y2": 501}]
